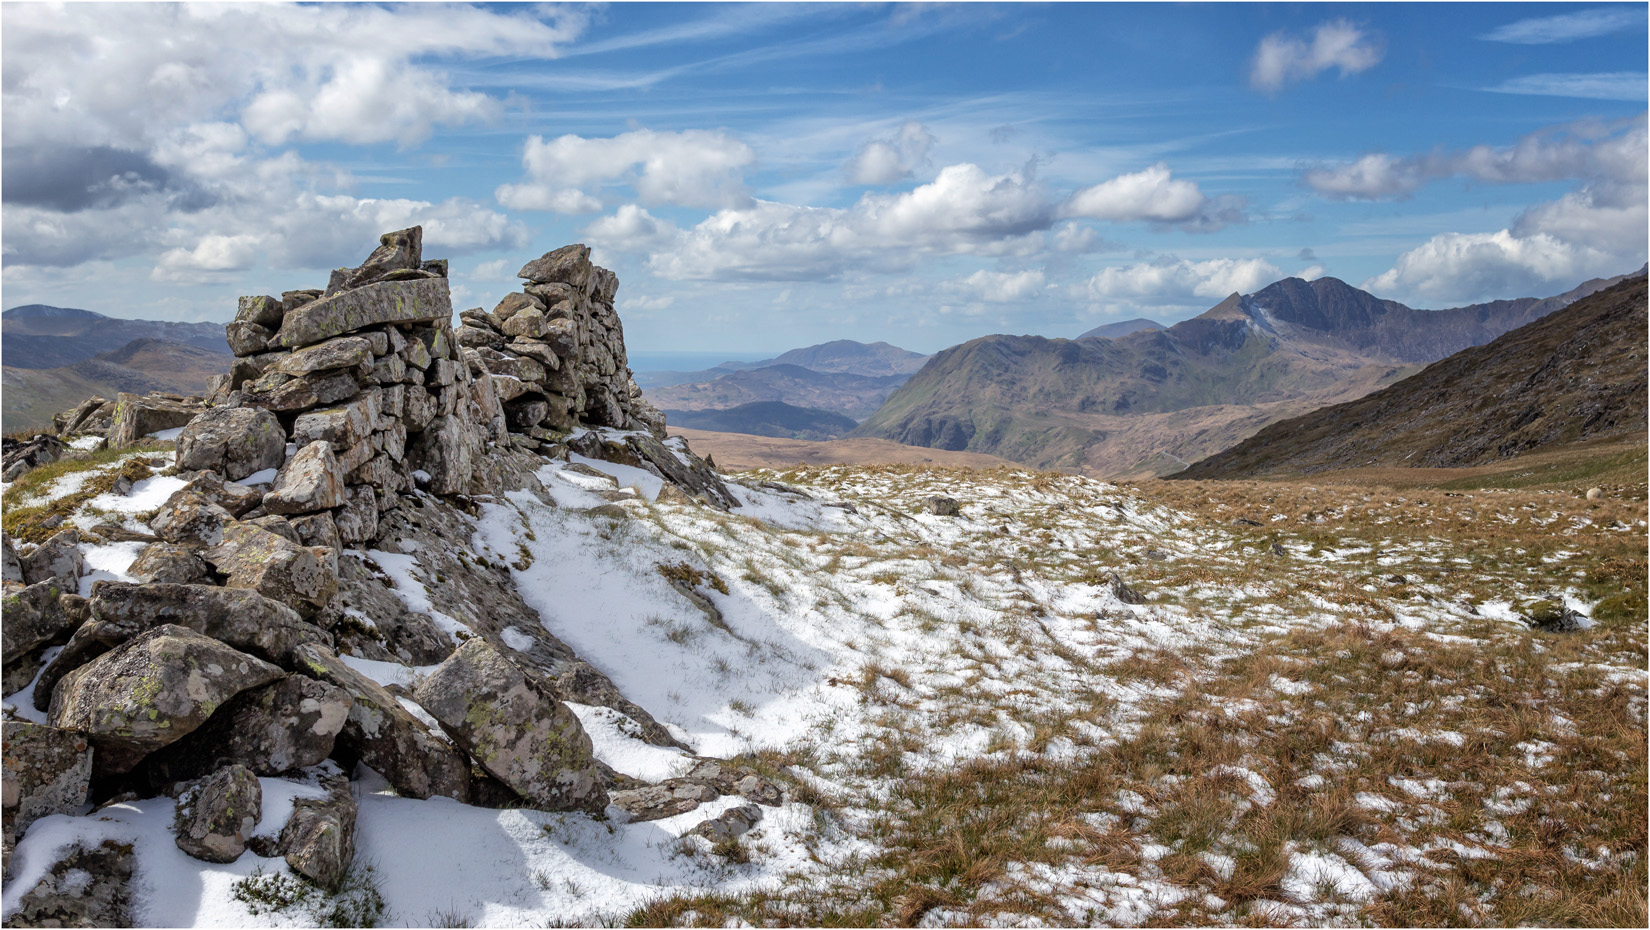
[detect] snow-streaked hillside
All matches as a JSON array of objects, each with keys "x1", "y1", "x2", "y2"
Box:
[{"x1": 4, "y1": 445, "x2": 1645, "y2": 927}]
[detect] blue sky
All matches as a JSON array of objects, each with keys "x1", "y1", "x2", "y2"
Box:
[{"x1": 1, "y1": 2, "x2": 1644, "y2": 356}]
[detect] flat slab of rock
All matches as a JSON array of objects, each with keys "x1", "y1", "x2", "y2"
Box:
[
  {"x1": 276, "y1": 278, "x2": 451, "y2": 349},
  {"x1": 413, "y1": 638, "x2": 606, "y2": 813},
  {"x1": 86, "y1": 582, "x2": 332, "y2": 667},
  {"x1": 107, "y1": 392, "x2": 200, "y2": 447},
  {"x1": 173, "y1": 764, "x2": 261, "y2": 863},
  {"x1": 610, "y1": 780, "x2": 718, "y2": 822},
  {"x1": 291, "y1": 644, "x2": 471, "y2": 802},
  {"x1": 48, "y1": 624, "x2": 284, "y2": 777},
  {"x1": 203, "y1": 523, "x2": 338, "y2": 618},
  {"x1": 689, "y1": 804, "x2": 762, "y2": 842}
]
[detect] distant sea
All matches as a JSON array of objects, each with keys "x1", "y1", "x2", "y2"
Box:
[{"x1": 627, "y1": 350, "x2": 768, "y2": 373}]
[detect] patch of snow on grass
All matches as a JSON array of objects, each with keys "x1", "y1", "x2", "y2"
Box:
[{"x1": 565, "y1": 702, "x2": 695, "y2": 783}]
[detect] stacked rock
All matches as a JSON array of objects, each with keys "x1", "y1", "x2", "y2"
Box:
[
  {"x1": 454, "y1": 243, "x2": 666, "y2": 442},
  {"x1": 204, "y1": 226, "x2": 507, "y2": 518}
]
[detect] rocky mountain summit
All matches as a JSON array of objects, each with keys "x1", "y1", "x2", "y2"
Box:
[{"x1": 0, "y1": 229, "x2": 772, "y2": 926}]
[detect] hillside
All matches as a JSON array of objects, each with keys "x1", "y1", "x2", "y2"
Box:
[
  {"x1": 2, "y1": 304, "x2": 230, "y2": 367},
  {"x1": 1175, "y1": 275, "x2": 1649, "y2": 479},
  {"x1": 662, "y1": 400, "x2": 860, "y2": 440},
  {"x1": 1076, "y1": 317, "x2": 1165, "y2": 340},
  {"x1": 646, "y1": 363, "x2": 912, "y2": 421},
  {"x1": 2, "y1": 338, "x2": 231, "y2": 431},
  {"x1": 719, "y1": 339, "x2": 930, "y2": 377},
  {"x1": 667, "y1": 427, "x2": 1022, "y2": 469},
  {"x1": 855, "y1": 272, "x2": 1636, "y2": 476}
]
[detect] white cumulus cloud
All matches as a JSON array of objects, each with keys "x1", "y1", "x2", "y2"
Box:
[
  {"x1": 846, "y1": 121, "x2": 937, "y2": 185},
  {"x1": 496, "y1": 129, "x2": 756, "y2": 213},
  {"x1": 1250, "y1": 20, "x2": 1383, "y2": 92},
  {"x1": 1085, "y1": 256, "x2": 1283, "y2": 303},
  {"x1": 151, "y1": 233, "x2": 263, "y2": 282},
  {"x1": 1062, "y1": 163, "x2": 1245, "y2": 232},
  {"x1": 959, "y1": 269, "x2": 1047, "y2": 302}
]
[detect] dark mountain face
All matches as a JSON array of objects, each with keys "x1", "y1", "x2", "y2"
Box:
[
  {"x1": 662, "y1": 401, "x2": 860, "y2": 441},
  {"x1": 713, "y1": 339, "x2": 931, "y2": 377},
  {"x1": 648, "y1": 364, "x2": 910, "y2": 421},
  {"x1": 854, "y1": 271, "x2": 1639, "y2": 475},
  {"x1": 2, "y1": 304, "x2": 230, "y2": 367},
  {"x1": 1175, "y1": 275, "x2": 1648, "y2": 479}
]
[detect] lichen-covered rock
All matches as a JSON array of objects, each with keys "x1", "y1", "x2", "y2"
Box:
[
  {"x1": 1, "y1": 434, "x2": 70, "y2": 483},
  {"x1": 517, "y1": 244, "x2": 593, "y2": 289},
  {"x1": 237, "y1": 294, "x2": 285, "y2": 329},
  {"x1": 179, "y1": 470, "x2": 265, "y2": 518},
  {"x1": 334, "y1": 486, "x2": 380, "y2": 546},
  {"x1": 610, "y1": 780, "x2": 719, "y2": 822},
  {"x1": 242, "y1": 369, "x2": 360, "y2": 411},
  {"x1": 127, "y1": 543, "x2": 212, "y2": 585},
  {"x1": 149, "y1": 491, "x2": 238, "y2": 547},
  {"x1": 226, "y1": 320, "x2": 274, "y2": 357},
  {"x1": 19, "y1": 527, "x2": 83, "y2": 592},
  {"x1": 48, "y1": 624, "x2": 284, "y2": 776},
  {"x1": 174, "y1": 406, "x2": 286, "y2": 481},
  {"x1": 278, "y1": 771, "x2": 357, "y2": 891},
  {"x1": 106, "y1": 392, "x2": 201, "y2": 448},
  {"x1": 141, "y1": 675, "x2": 350, "y2": 783},
  {"x1": 277, "y1": 277, "x2": 451, "y2": 349},
  {"x1": 3, "y1": 533, "x2": 22, "y2": 585},
  {"x1": 289, "y1": 512, "x2": 342, "y2": 553},
  {"x1": 688, "y1": 804, "x2": 763, "y2": 842},
  {"x1": 291, "y1": 393, "x2": 378, "y2": 454},
  {"x1": 274, "y1": 335, "x2": 374, "y2": 376},
  {"x1": 407, "y1": 417, "x2": 477, "y2": 496},
  {"x1": 412, "y1": 638, "x2": 607, "y2": 813},
  {"x1": 330, "y1": 225, "x2": 422, "y2": 293},
  {"x1": 55, "y1": 395, "x2": 110, "y2": 438},
  {"x1": 202, "y1": 523, "x2": 337, "y2": 618},
  {"x1": 263, "y1": 441, "x2": 346, "y2": 515},
  {"x1": 84, "y1": 581, "x2": 332, "y2": 668},
  {"x1": 291, "y1": 644, "x2": 471, "y2": 802},
  {"x1": 924, "y1": 495, "x2": 961, "y2": 517},
  {"x1": 2, "y1": 839, "x2": 133, "y2": 927},
  {"x1": 2, "y1": 581, "x2": 75, "y2": 665},
  {"x1": 1, "y1": 721, "x2": 92, "y2": 875},
  {"x1": 173, "y1": 764, "x2": 261, "y2": 863}
]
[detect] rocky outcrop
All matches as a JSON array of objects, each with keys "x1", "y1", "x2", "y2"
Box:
[
  {"x1": 1, "y1": 722, "x2": 92, "y2": 878},
  {"x1": 138, "y1": 675, "x2": 351, "y2": 783}
]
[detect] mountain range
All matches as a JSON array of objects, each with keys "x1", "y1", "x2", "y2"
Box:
[
  {"x1": 2, "y1": 304, "x2": 230, "y2": 367},
  {"x1": 1174, "y1": 274, "x2": 1648, "y2": 480},
  {"x1": 853, "y1": 271, "x2": 1638, "y2": 476},
  {"x1": 1, "y1": 337, "x2": 232, "y2": 432}
]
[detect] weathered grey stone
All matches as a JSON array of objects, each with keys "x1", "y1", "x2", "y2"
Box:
[
  {"x1": 226, "y1": 321, "x2": 274, "y2": 357},
  {"x1": 539, "y1": 317, "x2": 579, "y2": 359},
  {"x1": 278, "y1": 771, "x2": 357, "y2": 891},
  {"x1": 107, "y1": 392, "x2": 201, "y2": 447},
  {"x1": 402, "y1": 384, "x2": 437, "y2": 433},
  {"x1": 291, "y1": 644, "x2": 472, "y2": 802},
  {"x1": 489, "y1": 373, "x2": 528, "y2": 403},
  {"x1": 246, "y1": 515, "x2": 300, "y2": 544},
  {"x1": 142, "y1": 675, "x2": 351, "y2": 783},
  {"x1": 500, "y1": 306, "x2": 549, "y2": 339},
  {"x1": 518, "y1": 244, "x2": 593, "y2": 288},
  {"x1": 359, "y1": 329, "x2": 391, "y2": 356},
  {"x1": 277, "y1": 277, "x2": 451, "y2": 349},
  {"x1": 173, "y1": 764, "x2": 261, "y2": 863},
  {"x1": 610, "y1": 780, "x2": 719, "y2": 822},
  {"x1": 333, "y1": 487, "x2": 380, "y2": 546},
  {"x1": 2, "y1": 583, "x2": 75, "y2": 666},
  {"x1": 236, "y1": 294, "x2": 285, "y2": 329},
  {"x1": 48, "y1": 624, "x2": 284, "y2": 776},
  {"x1": 241, "y1": 369, "x2": 361, "y2": 412},
  {"x1": 263, "y1": 441, "x2": 346, "y2": 515},
  {"x1": 689, "y1": 804, "x2": 763, "y2": 842},
  {"x1": 149, "y1": 491, "x2": 238, "y2": 547},
  {"x1": 333, "y1": 225, "x2": 423, "y2": 292},
  {"x1": 128, "y1": 542, "x2": 212, "y2": 585},
  {"x1": 174, "y1": 406, "x2": 286, "y2": 481},
  {"x1": 421, "y1": 259, "x2": 448, "y2": 277},
  {"x1": 203, "y1": 523, "x2": 337, "y2": 618},
  {"x1": 274, "y1": 335, "x2": 373, "y2": 375},
  {"x1": 524, "y1": 281, "x2": 578, "y2": 309},
  {"x1": 924, "y1": 495, "x2": 960, "y2": 517},
  {"x1": 413, "y1": 638, "x2": 607, "y2": 813},
  {"x1": 407, "y1": 417, "x2": 478, "y2": 496},
  {"x1": 292, "y1": 394, "x2": 377, "y2": 452},
  {"x1": 489, "y1": 292, "x2": 544, "y2": 329},
  {"x1": 20, "y1": 527, "x2": 83, "y2": 591},
  {"x1": 56, "y1": 395, "x2": 110, "y2": 437},
  {"x1": 2, "y1": 839, "x2": 133, "y2": 926},
  {"x1": 289, "y1": 512, "x2": 342, "y2": 553},
  {"x1": 456, "y1": 324, "x2": 506, "y2": 351},
  {"x1": 85, "y1": 582, "x2": 332, "y2": 668},
  {"x1": 401, "y1": 335, "x2": 432, "y2": 370},
  {"x1": 179, "y1": 471, "x2": 264, "y2": 518},
  {"x1": 1, "y1": 721, "x2": 92, "y2": 872},
  {"x1": 281, "y1": 289, "x2": 323, "y2": 314},
  {"x1": 3, "y1": 533, "x2": 22, "y2": 585}
]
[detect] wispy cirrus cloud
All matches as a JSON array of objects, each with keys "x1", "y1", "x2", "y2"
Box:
[
  {"x1": 1484, "y1": 72, "x2": 1648, "y2": 101},
  {"x1": 1481, "y1": 7, "x2": 1646, "y2": 44}
]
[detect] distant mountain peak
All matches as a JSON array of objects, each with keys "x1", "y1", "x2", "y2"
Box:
[{"x1": 2, "y1": 304, "x2": 108, "y2": 321}]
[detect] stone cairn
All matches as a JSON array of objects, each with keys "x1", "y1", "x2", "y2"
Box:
[{"x1": 1, "y1": 230, "x2": 761, "y2": 922}]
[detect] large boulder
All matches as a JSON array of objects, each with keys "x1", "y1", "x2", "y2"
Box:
[
  {"x1": 276, "y1": 277, "x2": 451, "y2": 349},
  {"x1": 1, "y1": 721, "x2": 92, "y2": 875},
  {"x1": 274, "y1": 336, "x2": 374, "y2": 376},
  {"x1": 1, "y1": 434, "x2": 70, "y2": 483},
  {"x1": 19, "y1": 527, "x2": 83, "y2": 591},
  {"x1": 413, "y1": 638, "x2": 607, "y2": 813},
  {"x1": 173, "y1": 764, "x2": 261, "y2": 863},
  {"x1": 278, "y1": 771, "x2": 357, "y2": 891},
  {"x1": 262, "y1": 441, "x2": 346, "y2": 515},
  {"x1": 140, "y1": 675, "x2": 351, "y2": 782},
  {"x1": 174, "y1": 406, "x2": 286, "y2": 481},
  {"x1": 127, "y1": 543, "x2": 213, "y2": 585},
  {"x1": 47, "y1": 624, "x2": 285, "y2": 776},
  {"x1": 170, "y1": 471, "x2": 263, "y2": 518},
  {"x1": 291, "y1": 644, "x2": 471, "y2": 802},
  {"x1": 203, "y1": 523, "x2": 337, "y2": 618},
  {"x1": 330, "y1": 225, "x2": 423, "y2": 293},
  {"x1": 1, "y1": 581, "x2": 76, "y2": 665},
  {"x1": 107, "y1": 392, "x2": 200, "y2": 448}
]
